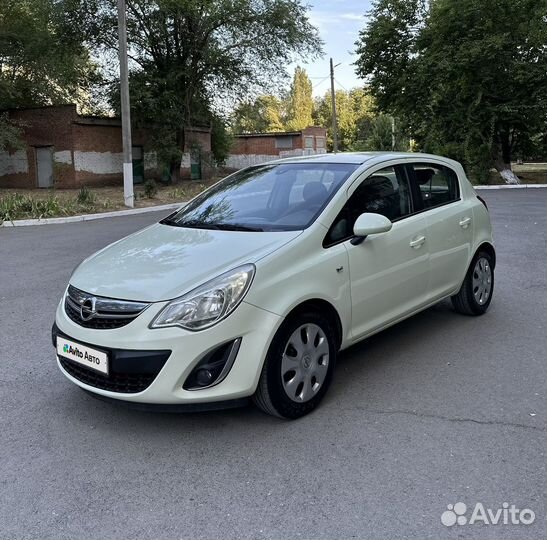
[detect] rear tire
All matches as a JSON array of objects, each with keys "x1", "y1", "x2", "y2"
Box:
[
  {"x1": 253, "y1": 311, "x2": 337, "y2": 419},
  {"x1": 451, "y1": 251, "x2": 494, "y2": 315}
]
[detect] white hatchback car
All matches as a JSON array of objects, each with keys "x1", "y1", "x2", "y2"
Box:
[{"x1": 53, "y1": 152, "x2": 495, "y2": 418}]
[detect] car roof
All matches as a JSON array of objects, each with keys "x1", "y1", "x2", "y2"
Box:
[{"x1": 272, "y1": 152, "x2": 455, "y2": 166}]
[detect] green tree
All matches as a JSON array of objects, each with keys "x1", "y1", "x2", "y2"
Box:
[
  {"x1": 0, "y1": 0, "x2": 102, "y2": 110},
  {"x1": 99, "y1": 0, "x2": 320, "y2": 180},
  {"x1": 210, "y1": 115, "x2": 233, "y2": 166},
  {"x1": 285, "y1": 66, "x2": 313, "y2": 131},
  {"x1": 355, "y1": 0, "x2": 547, "y2": 183},
  {"x1": 313, "y1": 87, "x2": 376, "y2": 151},
  {"x1": 232, "y1": 95, "x2": 285, "y2": 133},
  {"x1": 0, "y1": 113, "x2": 24, "y2": 151},
  {"x1": 353, "y1": 114, "x2": 408, "y2": 151}
]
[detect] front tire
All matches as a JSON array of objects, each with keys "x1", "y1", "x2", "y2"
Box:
[
  {"x1": 253, "y1": 311, "x2": 337, "y2": 419},
  {"x1": 451, "y1": 251, "x2": 494, "y2": 315}
]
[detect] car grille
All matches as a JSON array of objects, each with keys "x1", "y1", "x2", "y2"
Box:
[
  {"x1": 59, "y1": 357, "x2": 157, "y2": 393},
  {"x1": 64, "y1": 285, "x2": 149, "y2": 329},
  {"x1": 53, "y1": 324, "x2": 171, "y2": 394}
]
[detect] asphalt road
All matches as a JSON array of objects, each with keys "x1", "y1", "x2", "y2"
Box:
[{"x1": 0, "y1": 189, "x2": 545, "y2": 540}]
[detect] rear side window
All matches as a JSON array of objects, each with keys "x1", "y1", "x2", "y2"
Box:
[{"x1": 409, "y1": 163, "x2": 459, "y2": 208}]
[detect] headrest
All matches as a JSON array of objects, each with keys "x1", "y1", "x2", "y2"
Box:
[
  {"x1": 364, "y1": 175, "x2": 395, "y2": 196},
  {"x1": 303, "y1": 182, "x2": 328, "y2": 203},
  {"x1": 415, "y1": 168, "x2": 435, "y2": 184}
]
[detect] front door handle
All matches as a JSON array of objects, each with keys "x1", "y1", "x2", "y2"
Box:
[
  {"x1": 459, "y1": 216, "x2": 472, "y2": 229},
  {"x1": 409, "y1": 235, "x2": 426, "y2": 249}
]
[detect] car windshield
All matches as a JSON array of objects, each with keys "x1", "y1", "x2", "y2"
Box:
[{"x1": 161, "y1": 162, "x2": 358, "y2": 232}]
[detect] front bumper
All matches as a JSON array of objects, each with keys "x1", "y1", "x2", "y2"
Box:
[{"x1": 54, "y1": 295, "x2": 282, "y2": 405}]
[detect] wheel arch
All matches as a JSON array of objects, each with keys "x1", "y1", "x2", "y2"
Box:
[
  {"x1": 475, "y1": 241, "x2": 496, "y2": 268},
  {"x1": 284, "y1": 299, "x2": 344, "y2": 351}
]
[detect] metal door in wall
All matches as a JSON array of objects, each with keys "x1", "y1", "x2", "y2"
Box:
[
  {"x1": 132, "y1": 146, "x2": 144, "y2": 184},
  {"x1": 190, "y1": 150, "x2": 202, "y2": 180},
  {"x1": 36, "y1": 147, "x2": 54, "y2": 188}
]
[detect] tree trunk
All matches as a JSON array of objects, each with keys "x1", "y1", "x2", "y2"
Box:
[
  {"x1": 493, "y1": 130, "x2": 519, "y2": 184},
  {"x1": 169, "y1": 126, "x2": 185, "y2": 183},
  {"x1": 169, "y1": 156, "x2": 181, "y2": 184},
  {"x1": 493, "y1": 160, "x2": 519, "y2": 184}
]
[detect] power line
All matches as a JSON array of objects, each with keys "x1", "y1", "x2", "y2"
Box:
[
  {"x1": 312, "y1": 76, "x2": 330, "y2": 90},
  {"x1": 334, "y1": 78, "x2": 349, "y2": 92}
]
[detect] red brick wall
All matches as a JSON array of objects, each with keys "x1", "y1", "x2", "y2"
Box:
[
  {"x1": 186, "y1": 129, "x2": 212, "y2": 152},
  {"x1": 73, "y1": 122, "x2": 123, "y2": 187},
  {"x1": 231, "y1": 127, "x2": 328, "y2": 156},
  {"x1": 232, "y1": 136, "x2": 281, "y2": 155},
  {"x1": 0, "y1": 105, "x2": 213, "y2": 188},
  {"x1": 0, "y1": 105, "x2": 76, "y2": 188},
  {"x1": 302, "y1": 127, "x2": 328, "y2": 151}
]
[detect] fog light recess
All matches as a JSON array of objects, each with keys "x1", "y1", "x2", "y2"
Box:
[{"x1": 183, "y1": 338, "x2": 241, "y2": 390}]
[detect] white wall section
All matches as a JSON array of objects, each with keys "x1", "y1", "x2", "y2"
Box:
[
  {"x1": 225, "y1": 149, "x2": 327, "y2": 170},
  {"x1": 53, "y1": 150, "x2": 72, "y2": 164},
  {"x1": 0, "y1": 150, "x2": 29, "y2": 176},
  {"x1": 73, "y1": 151, "x2": 123, "y2": 174}
]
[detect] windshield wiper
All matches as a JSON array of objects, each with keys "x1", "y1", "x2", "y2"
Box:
[
  {"x1": 215, "y1": 223, "x2": 264, "y2": 232},
  {"x1": 163, "y1": 220, "x2": 220, "y2": 230},
  {"x1": 159, "y1": 213, "x2": 180, "y2": 226},
  {"x1": 161, "y1": 219, "x2": 263, "y2": 232}
]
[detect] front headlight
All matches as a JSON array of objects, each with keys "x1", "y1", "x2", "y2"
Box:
[{"x1": 150, "y1": 264, "x2": 255, "y2": 331}]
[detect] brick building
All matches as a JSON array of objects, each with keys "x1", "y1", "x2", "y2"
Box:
[
  {"x1": 0, "y1": 104, "x2": 212, "y2": 189},
  {"x1": 226, "y1": 126, "x2": 327, "y2": 170}
]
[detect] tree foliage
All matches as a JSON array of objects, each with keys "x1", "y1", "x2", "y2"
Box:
[
  {"x1": 232, "y1": 66, "x2": 315, "y2": 133},
  {"x1": 0, "y1": 0, "x2": 102, "y2": 111},
  {"x1": 98, "y1": 0, "x2": 321, "y2": 178},
  {"x1": 232, "y1": 95, "x2": 285, "y2": 133},
  {"x1": 352, "y1": 114, "x2": 408, "y2": 152},
  {"x1": 285, "y1": 66, "x2": 313, "y2": 131},
  {"x1": 313, "y1": 88, "x2": 376, "y2": 151},
  {"x1": 355, "y1": 0, "x2": 547, "y2": 183},
  {"x1": 0, "y1": 113, "x2": 24, "y2": 151}
]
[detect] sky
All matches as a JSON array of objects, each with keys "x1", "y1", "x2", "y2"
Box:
[{"x1": 298, "y1": 0, "x2": 373, "y2": 96}]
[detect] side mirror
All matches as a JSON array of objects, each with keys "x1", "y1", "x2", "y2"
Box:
[{"x1": 351, "y1": 213, "x2": 392, "y2": 245}]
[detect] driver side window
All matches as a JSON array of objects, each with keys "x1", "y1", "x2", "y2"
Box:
[{"x1": 323, "y1": 165, "x2": 413, "y2": 247}]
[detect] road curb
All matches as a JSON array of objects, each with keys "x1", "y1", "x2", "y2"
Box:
[
  {"x1": 1, "y1": 202, "x2": 184, "y2": 227},
  {"x1": 475, "y1": 184, "x2": 547, "y2": 190}
]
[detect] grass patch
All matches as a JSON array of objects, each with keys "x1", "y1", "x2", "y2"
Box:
[
  {"x1": 0, "y1": 193, "x2": 73, "y2": 221},
  {"x1": 0, "y1": 191, "x2": 117, "y2": 222},
  {"x1": 0, "y1": 179, "x2": 217, "y2": 222},
  {"x1": 76, "y1": 185, "x2": 96, "y2": 205}
]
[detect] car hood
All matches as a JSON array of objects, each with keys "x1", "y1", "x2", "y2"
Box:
[{"x1": 70, "y1": 223, "x2": 301, "y2": 302}]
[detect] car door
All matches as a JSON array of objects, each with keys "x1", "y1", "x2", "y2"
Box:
[
  {"x1": 323, "y1": 164, "x2": 430, "y2": 341},
  {"x1": 406, "y1": 161, "x2": 474, "y2": 300}
]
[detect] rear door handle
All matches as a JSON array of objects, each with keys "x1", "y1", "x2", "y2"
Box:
[
  {"x1": 459, "y1": 217, "x2": 472, "y2": 229},
  {"x1": 409, "y1": 235, "x2": 426, "y2": 249}
]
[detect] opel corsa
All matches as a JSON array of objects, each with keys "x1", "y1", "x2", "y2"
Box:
[{"x1": 53, "y1": 153, "x2": 495, "y2": 418}]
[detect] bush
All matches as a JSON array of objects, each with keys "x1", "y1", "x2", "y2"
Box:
[
  {"x1": 143, "y1": 179, "x2": 158, "y2": 198},
  {"x1": 76, "y1": 185, "x2": 96, "y2": 205}
]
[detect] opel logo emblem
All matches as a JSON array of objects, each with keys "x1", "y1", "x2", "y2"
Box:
[{"x1": 80, "y1": 297, "x2": 97, "y2": 321}]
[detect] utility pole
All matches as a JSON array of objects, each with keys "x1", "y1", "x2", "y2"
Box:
[
  {"x1": 391, "y1": 116, "x2": 396, "y2": 151},
  {"x1": 329, "y1": 58, "x2": 339, "y2": 153},
  {"x1": 117, "y1": 0, "x2": 134, "y2": 207}
]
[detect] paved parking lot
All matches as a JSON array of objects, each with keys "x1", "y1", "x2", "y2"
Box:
[{"x1": 0, "y1": 189, "x2": 545, "y2": 540}]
